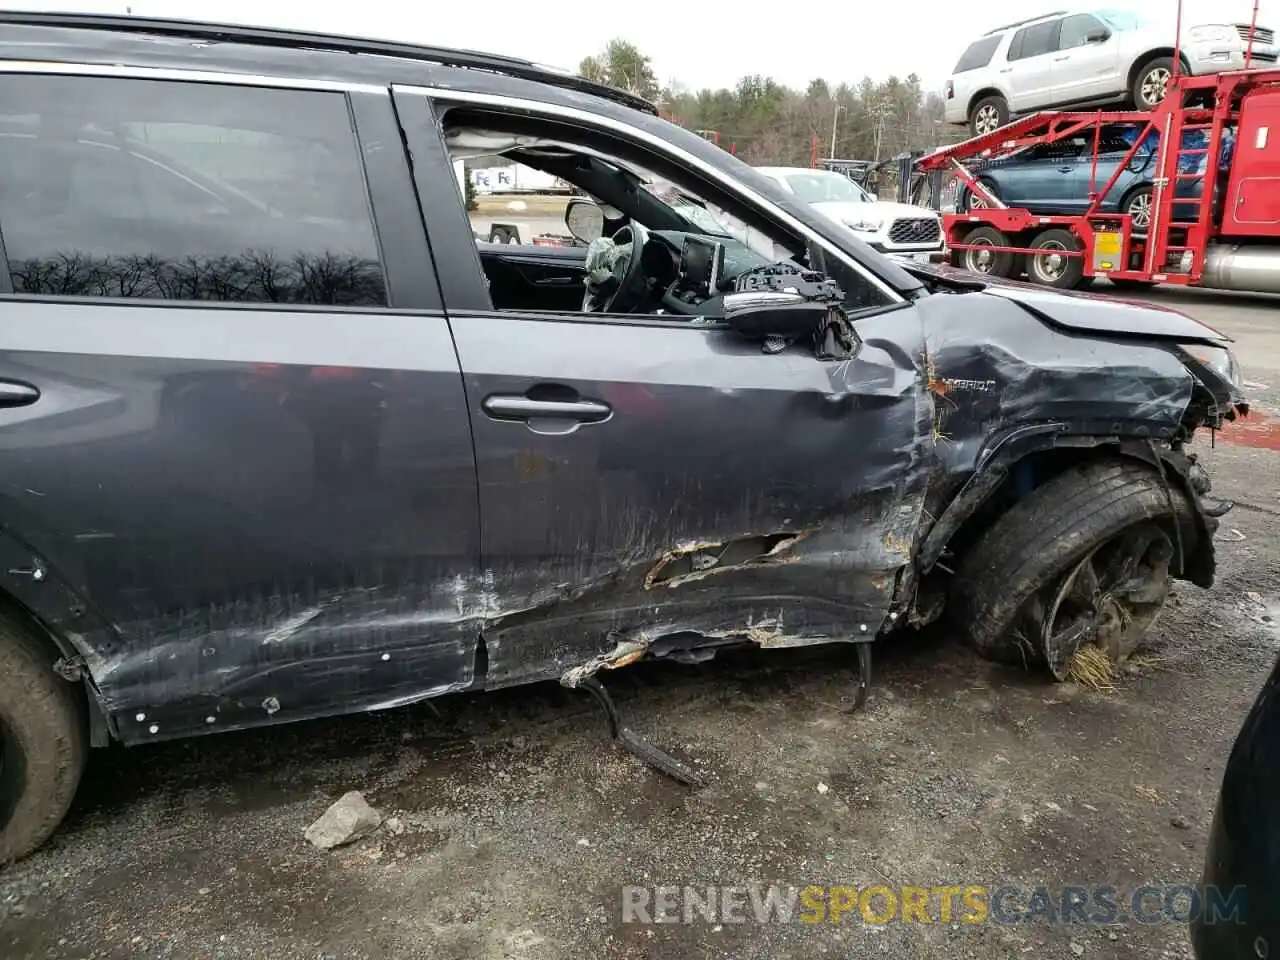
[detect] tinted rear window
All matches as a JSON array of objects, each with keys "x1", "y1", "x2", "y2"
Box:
[
  {"x1": 953, "y1": 36, "x2": 1002, "y2": 73},
  {"x1": 0, "y1": 75, "x2": 387, "y2": 305}
]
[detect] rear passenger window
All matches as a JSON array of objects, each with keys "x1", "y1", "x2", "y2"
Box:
[
  {"x1": 0, "y1": 76, "x2": 387, "y2": 305},
  {"x1": 953, "y1": 36, "x2": 1002, "y2": 73},
  {"x1": 1009, "y1": 20, "x2": 1061, "y2": 60}
]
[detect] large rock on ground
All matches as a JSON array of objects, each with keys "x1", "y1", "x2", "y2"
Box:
[{"x1": 304, "y1": 791, "x2": 383, "y2": 850}]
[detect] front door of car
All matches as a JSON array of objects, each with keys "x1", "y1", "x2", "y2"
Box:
[
  {"x1": 1053, "y1": 14, "x2": 1123, "y2": 100},
  {"x1": 394, "y1": 88, "x2": 929, "y2": 692},
  {"x1": 1006, "y1": 19, "x2": 1064, "y2": 111},
  {"x1": 0, "y1": 74, "x2": 484, "y2": 741}
]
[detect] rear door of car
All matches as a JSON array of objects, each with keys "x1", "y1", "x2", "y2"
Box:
[
  {"x1": 949, "y1": 34, "x2": 1004, "y2": 116},
  {"x1": 1006, "y1": 19, "x2": 1064, "y2": 111},
  {"x1": 0, "y1": 69, "x2": 483, "y2": 741},
  {"x1": 392, "y1": 86, "x2": 930, "y2": 691}
]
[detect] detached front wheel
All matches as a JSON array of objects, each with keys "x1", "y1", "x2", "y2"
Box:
[
  {"x1": 951, "y1": 460, "x2": 1193, "y2": 680},
  {"x1": 0, "y1": 614, "x2": 86, "y2": 863}
]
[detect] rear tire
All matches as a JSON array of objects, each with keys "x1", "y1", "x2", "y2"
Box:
[
  {"x1": 951, "y1": 459, "x2": 1193, "y2": 679},
  {"x1": 0, "y1": 614, "x2": 86, "y2": 863},
  {"x1": 961, "y1": 178, "x2": 1000, "y2": 212},
  {"x1": 956, "y1": 225, "x2": 1016, "y2": 278},
  {"x1": 969, "y1": 95, "x2": 1009, "y2": 137},
  {"x1": 1121, "y1": 184, "x2": 1154, "y2": 233},
  {"x1": 1132, "y1": 57, "x2": 1174, "y2": 110},
  {"x1": 1026, "y1": 228, "x2": 1088, "y2": 289}
]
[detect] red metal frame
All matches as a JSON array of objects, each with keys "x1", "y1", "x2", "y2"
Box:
[{"x1": 917, "y1": 66, "x2": 1280, "y2": 288}]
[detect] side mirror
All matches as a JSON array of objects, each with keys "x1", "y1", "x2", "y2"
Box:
[
  {"x1": 1085, "y1": 28, "x2": 1110, "y2": 43},
  {"x1": 722, "y1": 293, "x2": 831, "y2": 340},
  {"x1": 565, "y1": 198, "x2": 605, "y2": 244}
]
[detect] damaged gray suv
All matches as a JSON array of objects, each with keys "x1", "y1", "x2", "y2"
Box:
[{"x1": 0, "y1": 13, "x2": 1248, "y2": 862}]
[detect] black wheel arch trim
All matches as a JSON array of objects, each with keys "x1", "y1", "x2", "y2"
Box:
[
  {"x1": 914, "y1": 427, "x2": 1218, "y2": 587},
  {"x1": 0, "y1": 531, "x2": 116, "y2": 747}
]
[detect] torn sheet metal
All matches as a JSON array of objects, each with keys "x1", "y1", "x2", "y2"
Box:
[
  {"x1": 0, "y1": 257, "x2": 1234, "y2": 750},
  {"x1": 449, "y1": 306, "x2": 934, "y2": 692},
  {"x1": 912, "y1": 290, "x2": 1196, "y2": 478}
]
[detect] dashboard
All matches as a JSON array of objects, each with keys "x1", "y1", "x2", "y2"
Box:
[{"x1": 624, "y1": 228, "x2": 786, "y2": 317}]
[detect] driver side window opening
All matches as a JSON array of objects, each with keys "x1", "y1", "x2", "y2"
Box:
[{"x1": 439, "y1": 105, "x2": 893, "y2": 321}]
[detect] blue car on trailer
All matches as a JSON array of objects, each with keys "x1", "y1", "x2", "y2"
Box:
[{"x1": 958, "y1": 124, "x2": 1236, "y2": 231}]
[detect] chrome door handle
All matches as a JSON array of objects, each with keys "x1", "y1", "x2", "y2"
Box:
[
  {"x1": 482, "y1": 395, "x2": 612, "y2": 423},
  {"x1": 0, "y1": 379, "x2": 40, "y2": 408},
  {"x1": 1053, "y1": 55, "x2": 1071, "y2": 61}
]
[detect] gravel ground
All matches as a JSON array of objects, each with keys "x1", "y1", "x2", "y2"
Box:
[{"x1": 2, "y1": 285, "x2": 1278, "y2": 960}]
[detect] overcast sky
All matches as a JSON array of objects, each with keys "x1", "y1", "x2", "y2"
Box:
[{"x1": 8, "y1": 0, "x2": 1277, "y2": 92}]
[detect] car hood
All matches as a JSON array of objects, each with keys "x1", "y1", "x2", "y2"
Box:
[
  {"x1": 809, "y1": 200, "x2": 940, "y2": 223},
  {"x1": 911, "y1": 263, "x2": 1231, "y2": 346}
]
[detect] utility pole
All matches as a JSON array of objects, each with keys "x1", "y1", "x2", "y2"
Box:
[
  {"x1": 829, "y1": 102, "x2": 845, "y2": 159},
  {"x1": 871, "y1": 101, "x2": 893, "y2": 162}
]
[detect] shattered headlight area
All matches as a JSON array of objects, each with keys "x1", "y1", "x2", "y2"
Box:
[
  {"x1": 1179, "y1": 343, "x2": 1243, "y2": 390},
  {"x1": 1173, "y1": 343, "x2": 1250, "y2": 430}
]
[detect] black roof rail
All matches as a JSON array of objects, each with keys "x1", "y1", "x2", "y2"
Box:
[
  {"x1": 0, "y1": 11, "x2": 660, "y2": 114},
  {"x1": 984, "y1": 10, "x2": 1068, "y2": 35}
]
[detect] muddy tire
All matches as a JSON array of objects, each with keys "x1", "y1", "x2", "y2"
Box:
[
  {"x1": 950, "y1": 460, "x2": 1193, "y2": 680},
  {"x1": 0, "y1": 614, "x2": 86, "y2": 863}
]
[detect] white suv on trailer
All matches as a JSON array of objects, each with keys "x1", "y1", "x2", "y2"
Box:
[{"x1": 945, "y1": 8, "x2": 1277, "y2": 136}]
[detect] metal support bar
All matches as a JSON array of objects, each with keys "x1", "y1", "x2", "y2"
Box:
[
  {"x1": 576, "y1": 676, "x2": 703, "y2": 787},
  {"x1": 846, "y1": 642, "x2": 873, "y2": 713}
]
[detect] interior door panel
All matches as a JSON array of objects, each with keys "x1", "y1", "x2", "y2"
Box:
[{"x1": 476, "y1": 242, "x2": 588, "y2": 312}]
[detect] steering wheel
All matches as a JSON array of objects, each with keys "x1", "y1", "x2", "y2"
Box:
[{"x1": 582, "y1": 222, "x2": 651, "y2": 314}]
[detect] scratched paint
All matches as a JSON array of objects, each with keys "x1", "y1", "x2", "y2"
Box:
[{"x1": 0, "y1": 262, "x2": 1247, "y2": 748}]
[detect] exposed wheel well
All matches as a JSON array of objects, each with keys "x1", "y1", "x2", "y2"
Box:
[
  {"x1": 1127, "y1": 50, "x2": 1192, "y2": 92},
  {"x1": 927, "y1": 442, "x2": 1205, "y2": 589}
]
